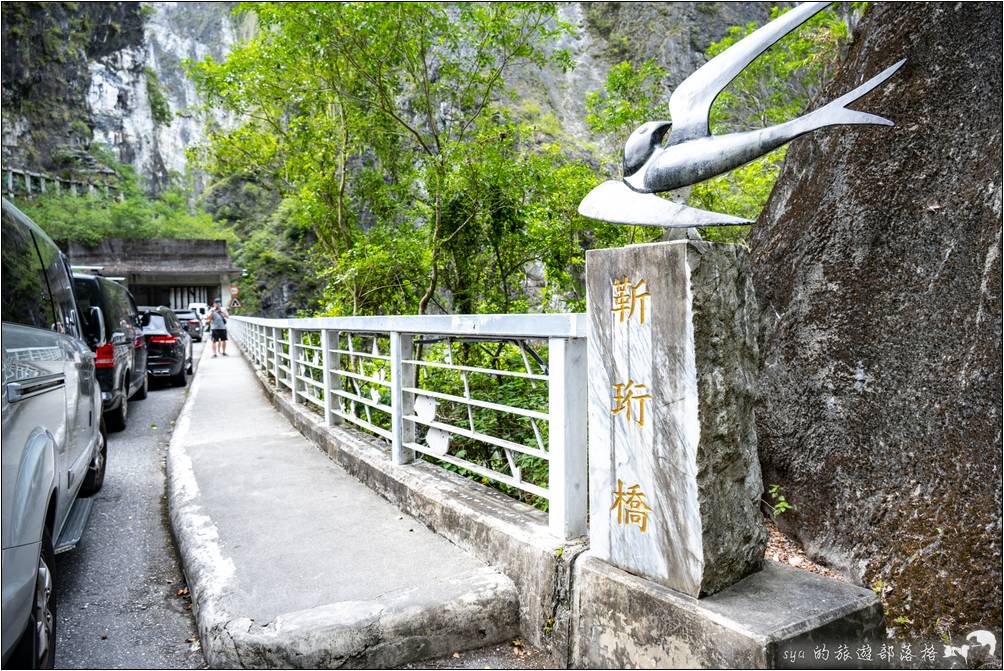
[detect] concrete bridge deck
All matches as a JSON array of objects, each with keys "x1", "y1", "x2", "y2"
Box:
[{"x1": 166, "y1": 346, "x2": 519, "y2": 668}]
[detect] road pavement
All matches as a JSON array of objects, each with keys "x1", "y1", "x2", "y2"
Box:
[{"x1": 55, "y1": 343, "x2": 205, "y2": 669}]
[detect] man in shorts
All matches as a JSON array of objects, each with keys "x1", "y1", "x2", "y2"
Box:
[{"x1": 206, "y1": 298, "x2": 229, "y2": 357}]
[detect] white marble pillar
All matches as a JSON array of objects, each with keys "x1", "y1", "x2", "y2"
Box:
[{"x1": 586, "y1": 239, "x2": 766, "y2": 597}]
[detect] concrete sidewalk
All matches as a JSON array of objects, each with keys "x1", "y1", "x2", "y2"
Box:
[{"x1": 167, "y1": 347, "x2": 519, "y2": 668}]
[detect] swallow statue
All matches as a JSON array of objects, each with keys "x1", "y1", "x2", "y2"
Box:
[{"x1": 578, "y1": 1, "x2": 906, "y2": 228}]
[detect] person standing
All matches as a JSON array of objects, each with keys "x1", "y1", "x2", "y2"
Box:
[{"x1": 206, "y1": 298, "x2": 229, "y2": 357}]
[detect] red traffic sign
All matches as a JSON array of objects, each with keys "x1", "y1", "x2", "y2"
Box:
[
  {"x1": 229, "y1": 297, "x2": 242, "y2": 309},
  {"x1": 229, "y1": 285, "x2": 240, "y2": 296}
]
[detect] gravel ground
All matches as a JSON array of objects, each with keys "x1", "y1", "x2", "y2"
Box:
[
  {"x1": 54, "y1": 344, "x2": 205, "y2": 669},
  {"x1": 400, "y1": 638, "x2": 552, "y2": 670},
  {"x1": 764, "y1": 516, "x2": 844, "y2": 581}
]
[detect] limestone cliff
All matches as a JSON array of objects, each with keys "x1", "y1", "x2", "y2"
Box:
[
  {"x1": 1, "y1": 1, "x2": 241, "y2": 194},
  {"x1": 512, "y1": 2, "x2": 775, "y2": 142},
  {"x1": 750, "y1": 2, "x2": 1002, "y2": 636}
]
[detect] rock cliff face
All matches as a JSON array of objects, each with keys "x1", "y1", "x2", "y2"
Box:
[
  {"x1": 749, "y1": 2, "x2": 1002, "y2": 635},
  {"x1": 2, "y1": 2, "x2": 240, "y2": 194},
  {"x1": 87, "y1": 2, "x2": 242, "y2": 193},
  {"x1": 513, "y1": 2, "x2": 774, "y2": 142},
  {"x1": 1, "y1": 3, "x2": 145, "y2": 174}
]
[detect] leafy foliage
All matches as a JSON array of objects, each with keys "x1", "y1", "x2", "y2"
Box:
[
  {"x1": 13, "y1": 150, "x2": 230, "y2": 244},
  {"x1": 766, "y1": 483, "x2": 795, "y2": 517},
  {"x1": 188, "y1": 2, "x2": 577, "y2": 314},
  {"x1": 585, "y1": 59, "x2": 672, "y2": 138},
  {"x1": 144, "y1": 66, "x2": 172, "y2": 126}
]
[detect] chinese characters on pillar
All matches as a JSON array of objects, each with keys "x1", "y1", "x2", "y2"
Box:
[
  {"x1": 611, "y1": 379, "x2": 650, "y2": 427},
  {"x1": 610, "y1": 276, "x2": 655, "y2": 531},
  {"x1": 611, "y1": 479, "x2": 653, "y2": 532},
  {"x1": 610, "y1": 276, "x2": 653, "y2": 428},
  {"x1": 611, "y1": 276, "x2": 650, "y2": 324}
]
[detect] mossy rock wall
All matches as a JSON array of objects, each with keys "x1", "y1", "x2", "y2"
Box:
[{"x1": 750, "y1": 2, "x2": 1002, "y2": 638}]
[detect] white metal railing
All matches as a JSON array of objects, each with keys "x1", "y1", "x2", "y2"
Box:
[{"x1": 228, "y1": 314, "x2": 588, "y2": 540}]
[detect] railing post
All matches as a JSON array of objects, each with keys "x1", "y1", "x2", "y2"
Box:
[
  {"x1": 390, "y1": 332, "x2": 415, "y2": 465},
  {"x1": 290, "y1": 328, "x2": 301, "y2": 404},
  {"x1": 321, "y1": 329, "x2": 341, "y2": 426},
  {"x1": 252, "y1": 323, "x2": 261, "y2": 368},
  {"x1": 272, "y1": 326, "x2": 281, "y2": 389},
  {"x1": 548, "y1": 336, "x2": 588, "y2": 540}
]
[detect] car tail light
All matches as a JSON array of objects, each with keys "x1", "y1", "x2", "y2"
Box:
[
  {"x1": 187, "y1": 319, "x2": 199, "y2": 325},
  {"x1": 95, "y1": 343, "x2": 115, "y2": 368},
  {"x1": 149, "y1": 335, "x2": 177, "y2": 344}
]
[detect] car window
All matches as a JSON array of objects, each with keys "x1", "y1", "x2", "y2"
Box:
[
  {"x1": 166, "y1": 311, "x2": 182, "y2": 331},
  {"x1": 117, "y1": 287, "x2": 133, "y2": 327},
  {"x1": 143, "y1": 314, "x2": 167, "y2": 332},
  {"x1": 1, "y1": 209, "x2": 57, "y2": 330},
  {"x1": 73, "y1": 277, "x2": 105, "y2": 345},
  {"x1": 34, "y1": 232, "x2": 78, "y2": 337},
  {"x1": 103, "y1": 280, "x2": 133, "y2": 334},
  {"x1": 126, "y1": 292, "x2": 140, "y2": 322}
]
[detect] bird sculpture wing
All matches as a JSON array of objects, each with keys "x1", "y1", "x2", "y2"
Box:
[
  {"x1": 668, "y1": 1, "x2": 831, "y2": 143},
  {"x1": 578, "y1": 181, "x2": 751, "y2": 228}
]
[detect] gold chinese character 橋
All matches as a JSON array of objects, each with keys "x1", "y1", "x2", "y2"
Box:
[
  {"x1": 611, "y1": 379, "x2": 651, "y2": 427},
  {"x1": 611, "y1": 276, "x2": 651, "y2": 325},
  {"x1": 611, "y1": 479, "x2": 653, "y2": 532}
]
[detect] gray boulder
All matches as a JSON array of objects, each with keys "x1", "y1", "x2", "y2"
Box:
[{"x1": 750, "y1": 2, "x2": 1002, "y2": 637}]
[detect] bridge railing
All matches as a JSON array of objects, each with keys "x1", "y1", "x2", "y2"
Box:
[{"x1": 229, "y1": 314, "x2": 588, "y2": 540}]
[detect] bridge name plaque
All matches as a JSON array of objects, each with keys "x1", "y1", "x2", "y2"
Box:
[{"x1": 585, "y1": 239, "x2": 767, "y2": 597}]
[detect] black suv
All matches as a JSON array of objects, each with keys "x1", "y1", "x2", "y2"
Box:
[
  {"x1": 72, "y1": 274, "x2": 148, "y2": 431},
  {"x1": 139, "y1": 307, "x2": 193, "y2": 386},
  {"x1": 172, "y1": 309, "x2": 203, "y2": 342}
]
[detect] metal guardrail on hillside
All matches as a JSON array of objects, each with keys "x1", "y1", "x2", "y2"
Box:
[
  {"x1": 229, "y1": 314, "x2": 588, "y2": 540},
  {"x1": 3, "y1": 167, "x2": 122, "y2": 199}
]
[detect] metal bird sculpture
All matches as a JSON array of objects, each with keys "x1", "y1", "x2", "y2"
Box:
[{"x1": 578, "y1": 1, "x2": 906, "y2": 228}]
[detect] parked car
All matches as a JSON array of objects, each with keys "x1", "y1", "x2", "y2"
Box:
[
  {"x1": 173, "y1": 309, "x2": 203, "y2": 342},
  {"x1": 72, "y1": 273, "x2": 148, "y2": 431},
  {"x1": 188, "y1": 302, "x2": 208, "y2": 327},
  {"x1": 141, "y1": 307, "x2": 193, "y2": 387},
  {"x1": 2, "y1": 198, "x2": 107, "y2": 669}
]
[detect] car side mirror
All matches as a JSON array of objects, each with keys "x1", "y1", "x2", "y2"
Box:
[{"x1": 89, "y1": 306, "x2": 107, "y2": 348}]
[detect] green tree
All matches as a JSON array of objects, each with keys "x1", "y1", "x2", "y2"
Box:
[
  {"x1": 585, "y1": 59, "x2": 672, "y2": 138},
  {"x1": 437, "y1": 119, "x2": 599, "y2": 314},
  {"x1": 13, "y1": 148, "x2": 231, "y2": 244},
  {"x1": 189, "y1": 2, "x2": 574, "y2": 314}
]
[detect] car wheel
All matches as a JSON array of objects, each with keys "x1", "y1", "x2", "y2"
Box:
[
  {"x1": 170, "y1": 360, "x2": 188, "y2": 387},
  {"x1": 79, "y1": 421, "x2": 108, "y2": 497},
  {"x1": 12, "y1": 528, "x2": 56, "y2": 669},
  {"x1": 105, "y1": 383, "x2": 128, "y2": 432},
  {"x1": 131, "y1": 371, "x2": 148, "y2": 400}
]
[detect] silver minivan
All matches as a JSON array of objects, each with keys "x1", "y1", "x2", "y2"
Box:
[{"x1": 1, "y1": 199, "x2": 107, "y2": 668}]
